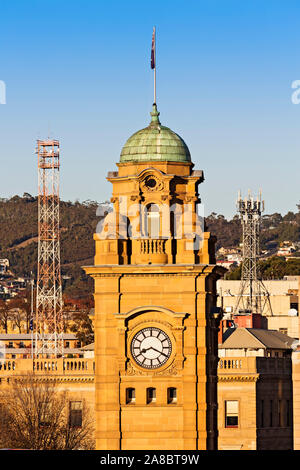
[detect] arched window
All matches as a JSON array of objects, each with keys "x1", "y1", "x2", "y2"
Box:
[
  {"x1": 126, "y1": 388, "x2": 136, "y2": 404},
  {"x1": 145, "y1": 204, "x2": 160, "y2": 238},
  {"x1": 147, "y1": 387, "x2": 156, "y2": 404},
  {"x1": 167, "y1": 387, "x2": 177, "y2": 404}
]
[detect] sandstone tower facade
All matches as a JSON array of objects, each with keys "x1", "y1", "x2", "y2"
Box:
[{"x1": 84, "y1": 104, "x2": 224, "y2": 450}]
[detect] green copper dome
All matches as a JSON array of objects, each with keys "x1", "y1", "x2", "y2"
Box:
[{"x1": 120, "y1": 104, "x2": 191, "y2": 163}]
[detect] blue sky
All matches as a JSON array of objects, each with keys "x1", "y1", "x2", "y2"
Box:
[{"x1": 1, "y1": 0, "x2": 300, "y2": 218}]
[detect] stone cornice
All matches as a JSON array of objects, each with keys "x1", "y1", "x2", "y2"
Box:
[
  {"x1": 85, "y1": 264, "x2": 226, "y2": 281},
  {"x1": 218, "y1": 374, "x2": 259, "y2": 383},
  {"x1": 84, "y1": 264, "x2": 218, "y2": 276},
  {"x1": 92, "y1": 272, "x2": 200, "y2": 278},
  {"x1": 9, "y1": 376, "x2": 95, "y2": 383}
]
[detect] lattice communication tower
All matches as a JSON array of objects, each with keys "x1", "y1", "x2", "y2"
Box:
[
  {"x1": 234, "y1": 191, "x2": 272, "y2": 316},
  {"x1": 35, "y1": 140, "x2": 64, "y2": 357}
]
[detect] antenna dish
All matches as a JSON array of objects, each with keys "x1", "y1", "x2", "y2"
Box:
[{"x1": 288, "y1": 308, "x2": 298, "y2": 317}]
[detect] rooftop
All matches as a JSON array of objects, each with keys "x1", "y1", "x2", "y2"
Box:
[
  {"x1": 120, "y1": 104, "x2": 191, "y2": 164},
  {"x1": 0, "y1": 333, "x2": 78, "y2": 340},
  {"x1": 220, "y1": 328, "x2": 296, "y2": 350}
]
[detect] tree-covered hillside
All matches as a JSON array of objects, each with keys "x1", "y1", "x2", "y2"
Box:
[
  {"x1": 0, "y1": 194, "x2": 104, "y2": 297},
  {"x1": 205, "y1": 209, "x2": 300, "y2": 251},
  {"x1": 1, "y1": 195, "x2": 300, "y2": 293}
]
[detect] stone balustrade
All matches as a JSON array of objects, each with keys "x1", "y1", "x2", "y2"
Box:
[
  {"x1": 218, "y1": 356, "x2": 291, "y2": 376},
  {"x1": 131, "y1": 238, "x2": 169, "y2": 264},
  {"x1": 139, "y1": 238, "x2": 166, "y2": 255},
  {"x1": 218, "y1": 358, "x2": 243, "y2": 370},
  {"x1": 0, "y1": 358, "x2": 95, "y2": 377}
]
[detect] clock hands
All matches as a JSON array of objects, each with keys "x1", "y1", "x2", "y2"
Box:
[
  {"x1": 151, "y1": 347, "x2": 169, "y2": 358},
  {"x1": 141, "y1": 347, "x2": 155, "y2": 353},
  {"x1": 141, "y1": 346, "x2": 169, "y2": 358}
]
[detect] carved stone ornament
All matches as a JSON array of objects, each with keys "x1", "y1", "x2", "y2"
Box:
[
  {"x1": 141, "y1": 175, "x2": 164, "y2": 192},
  {"x1": 126, "y1": 361, "x2": 144, "y2": 376},
  {"x1": 126, "y1": 359, "x2": 178, "y2": 376},
  {"x1": 153, "y1": 362, "x2": 178, "y2": 376}
]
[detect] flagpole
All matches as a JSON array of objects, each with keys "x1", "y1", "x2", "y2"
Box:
[
  {"x1": 154, "y1": 26, "x2": 156, "y2": 104},
  {"x1": 151, "y1": 26, "x2": 157, "y2": 104}
]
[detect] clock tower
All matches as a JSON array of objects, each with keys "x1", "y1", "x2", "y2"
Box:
[{"x1": 84, "y1": 104, "x2": 224, "y2": 450}]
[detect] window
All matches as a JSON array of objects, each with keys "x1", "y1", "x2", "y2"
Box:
[
  {"x1": 287, "y1": 400, "x2": 290, "y2": 427},
  {"x1": 225, "y1": 400, "x2": 239, "y2": 428},
  {"x1": 278, "y1": 400, "x2": 283, "y2": 427},
  {"x1": 39, "y1": 401, "x2": 52, "y2": 427},
  {"x1": 261, "y1": 400, "x2": 264, "y2": 428},
  {"x1": 279, "y1": 328, "x2": 288, "y2": 336},
  {"x1": 146, "y1": 204, "x2": 160, "y2": 238},
  {"x1": 145, "y1": 177, "x2": 157, "y2": 189},
  {"x1": 69, "y1": 401, "x2": 82, "y2": 427},
  {"x1": 270, "y1": 400, "x2": 273, "y2": 427},
  {"x1": 147, "y1": 388, "x2": 156, "y2": 404},
  {"x1": 167, "y1": 388, "x2": 177, "y2": 404},
  {"x1": 126, "y1": 388, "x2": 136, "y2": 404}
]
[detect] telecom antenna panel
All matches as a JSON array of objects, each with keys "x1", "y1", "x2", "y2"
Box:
[
  {"x1": 35, "y1": 140, "x2": 64, "y2": 357},
  {"x1": 234, "y1": 191, "x2": 272, "y2": 316}
]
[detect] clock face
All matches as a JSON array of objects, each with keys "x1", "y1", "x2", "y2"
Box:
[{"x1": 131, "y1": 327, "x2": 172, "y2": 369}]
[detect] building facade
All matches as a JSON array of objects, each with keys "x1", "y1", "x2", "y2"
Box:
[
  {"x1": 217, "y1": 278, "x2": 300, "y2": 339},
  {"x1": 0, "y1": 357, "x2": 95, "y2": 439},
  {"x1": 218, "y1": 328, "x2": 294, "y2": 450},
  {"x1": 292, "y1": 301, "x2": 300, "y2": 449},
  {"x1": 84, "y1": 104, "x2": 224, "y2": 450},
  {"x1": 0, "y1": 333, "x2": 83, "y2": 359}
]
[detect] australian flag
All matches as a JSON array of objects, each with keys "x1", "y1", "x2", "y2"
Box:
[{"x1": 151, "y1": 27, "x2": 155, "y2": 69}]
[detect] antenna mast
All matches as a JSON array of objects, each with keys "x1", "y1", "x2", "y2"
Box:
[
  {"x1": 35, "y1": 139, "x2": 64, "y2": 357},
  {"x1": 234, "y1": 191, "x2": 272, "y2": 316}
]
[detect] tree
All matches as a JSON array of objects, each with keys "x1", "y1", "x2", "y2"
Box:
[
  {"x1": 225, "y1": 264, "x2": 242, "y2": 280},
  {"x1": 0, "y1": 374, "x2": 95, "y2": 450},
  {"x1": 283, "y1": 211, "x2": 296, "y2": 222},
  {"x1": 8, "y1": 296, "x2": 29, "y2": 333},
  {"x1": 9, "y1": 307, "x2": 24, "y2": 333},
  {"x1": 13, "y1": 288, "x2": 34, "y2": 333},
  {"x1": 0, "y1": 300, "x2": 12, "y2": 333},
  {"x1": 70, "y1": 309, "x2": 94, "y2": 346},
  {"x1": 226, "y1": 256, "x2": 300, "y2": 280}
]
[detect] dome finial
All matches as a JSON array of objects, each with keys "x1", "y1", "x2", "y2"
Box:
[{"x1": 150, "y1": 103, "x2": 160, "y2": 126}]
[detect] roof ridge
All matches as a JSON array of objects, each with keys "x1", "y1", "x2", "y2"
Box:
[{"x1": 244, "y1": 328, "x2": 269, "y2": 348}]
